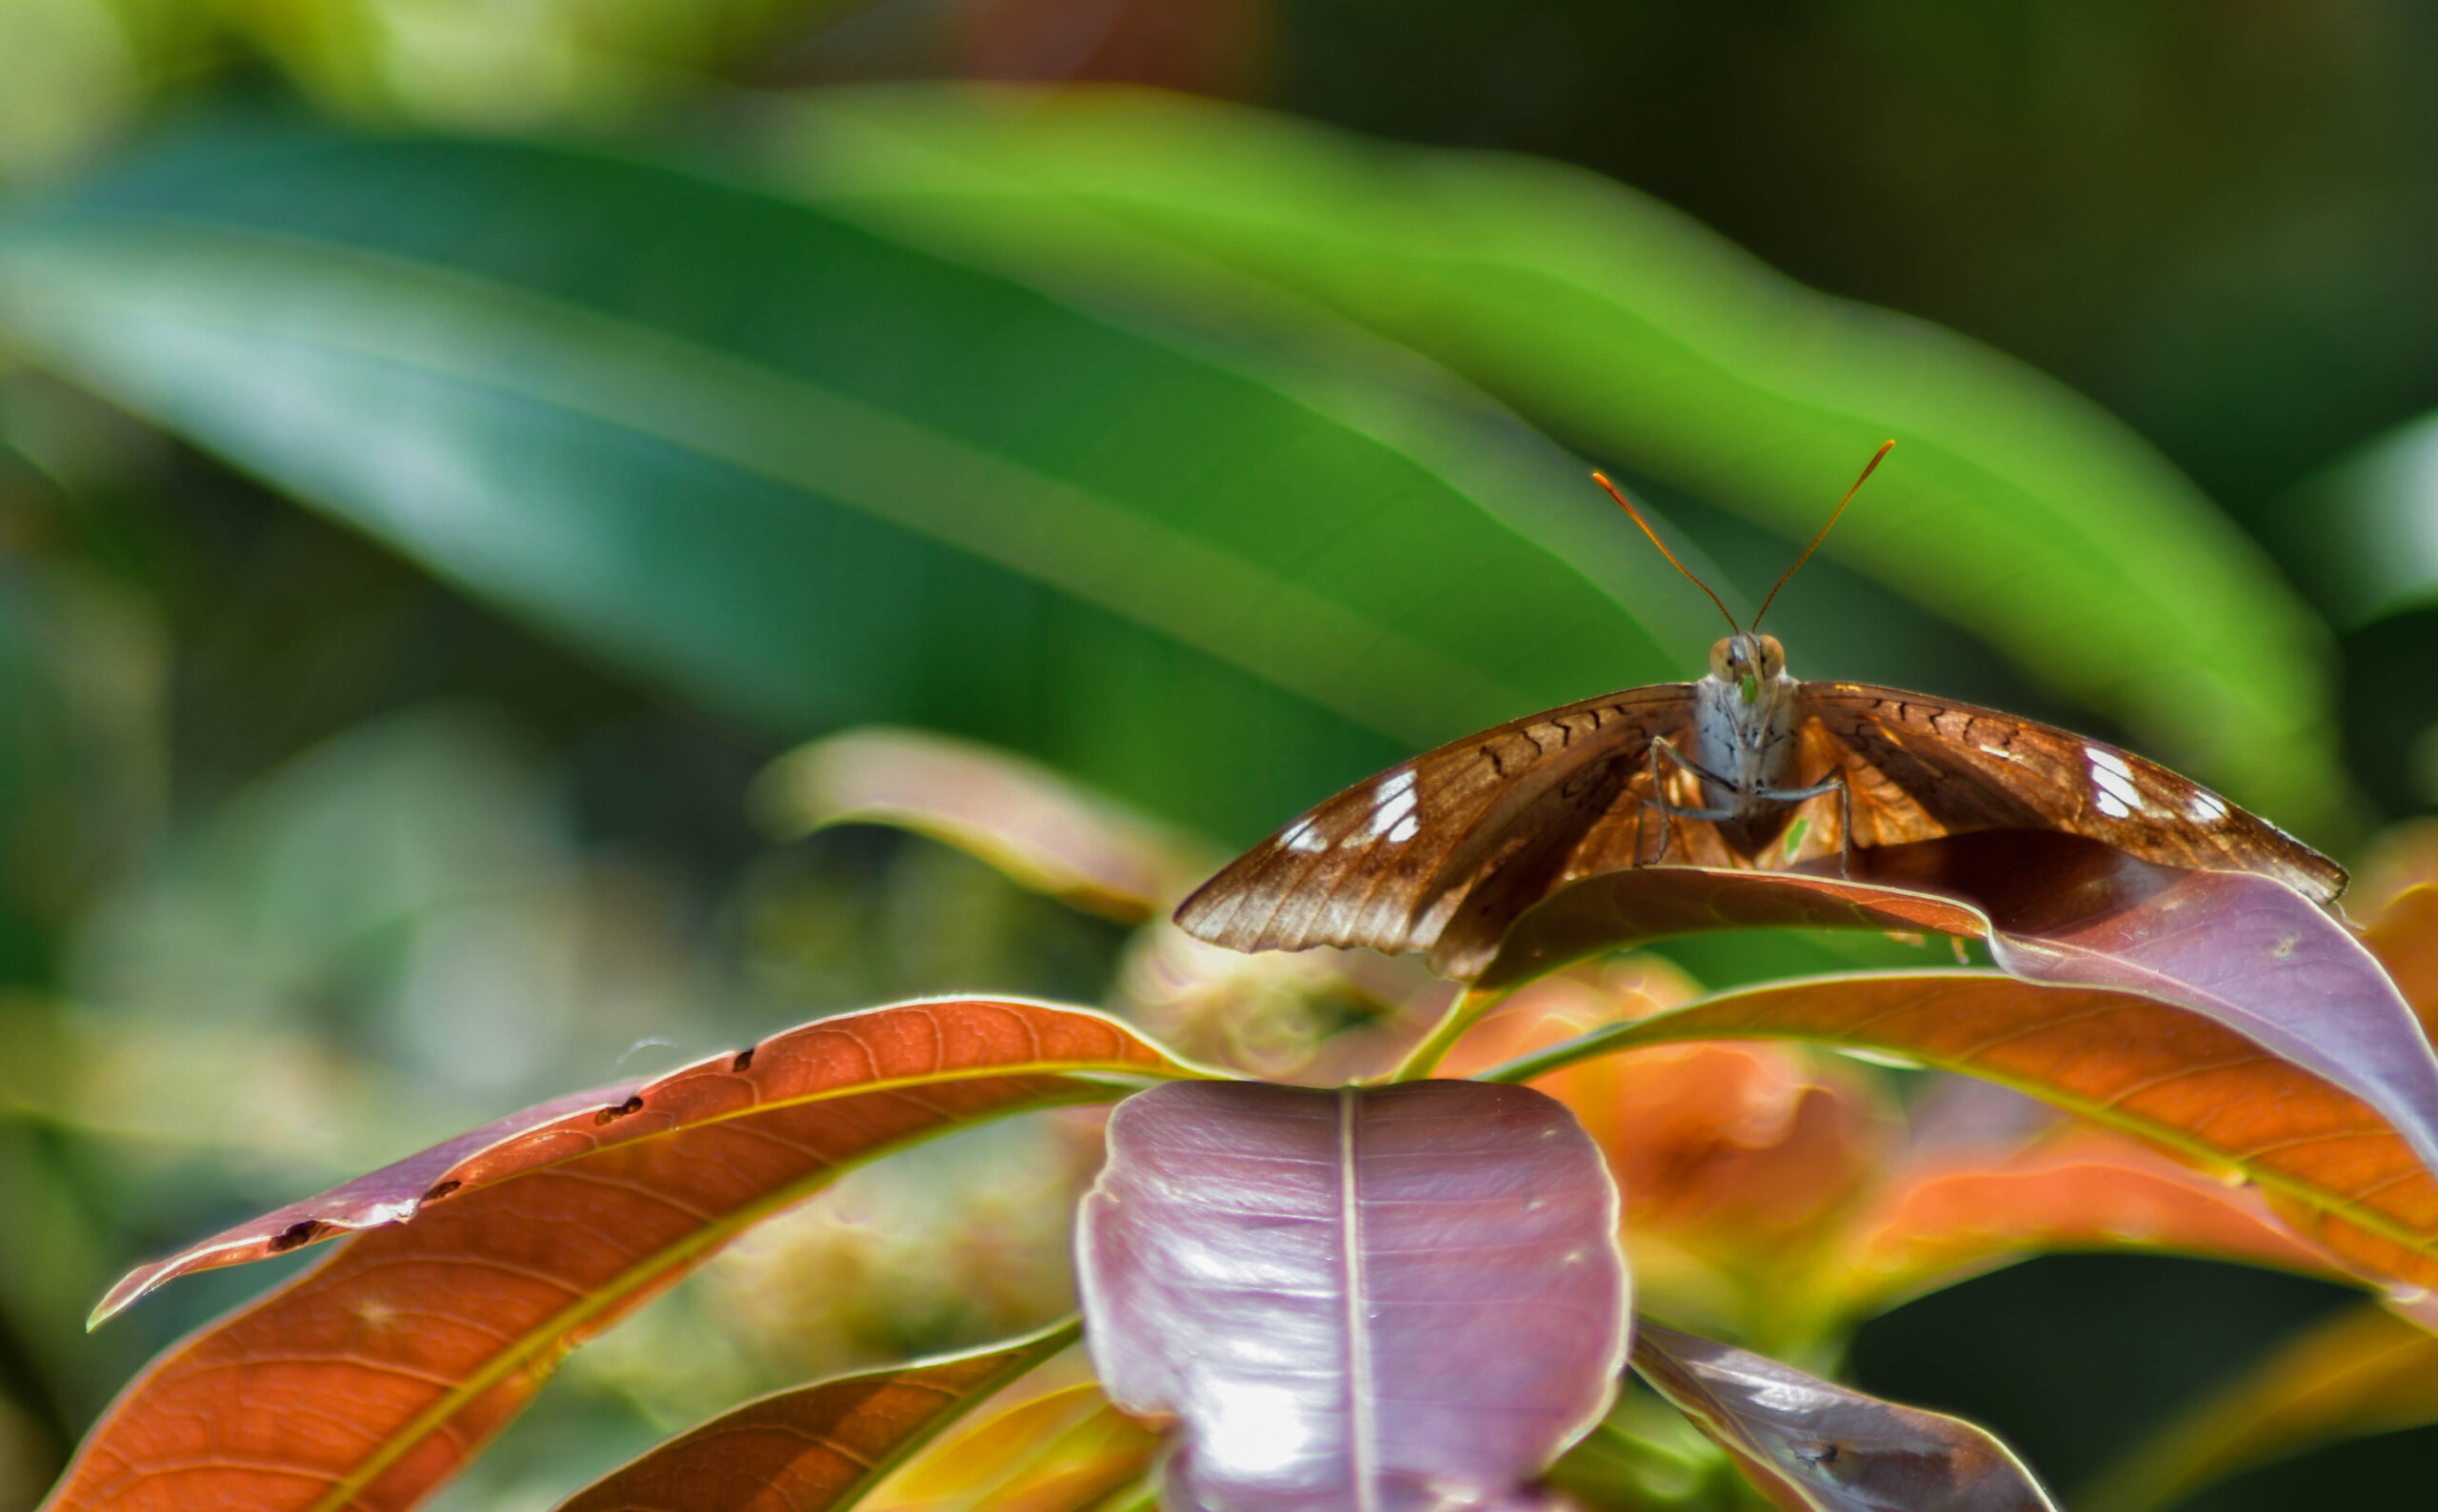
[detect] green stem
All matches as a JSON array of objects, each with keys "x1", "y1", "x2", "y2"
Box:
[{"x1": 1387, "y1": 983, "x2": 1513, "y2": 1082}]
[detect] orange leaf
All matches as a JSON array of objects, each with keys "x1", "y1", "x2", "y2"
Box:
[
  {"x1": 49, "y1": 1000, "x2": 1197, "y2": 1512},
  {"x1": 1487, "y1": 972, "x2": 2438, "y2": 1296},
  {"x1": 556, "y1": 1322, "x2": 1083, "y2": 1512},
  {"x1": 2363, "y1": 885, "x2": 2438, "y2": 1033},
  {"x1": 1839, "y1": 1128, "x2": 2341, "y2": 1312}
]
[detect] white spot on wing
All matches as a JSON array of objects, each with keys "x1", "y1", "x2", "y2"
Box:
[
  {"x1": 1281, "y1": 817, "x2": 1327, "y2": 854},
  {"x1": 2087, "y1": 746, "x2": 2141, "y2": 820},
  {"x1": 1361, "y1": 768, "x2": 1419, "y2": 843},
  {"x1": 2188, "y1": 790, "x2": 2228, "y2": 823},
  {"x1": 1388, "y1": 814, "x2": 1418, "y2": 844}
]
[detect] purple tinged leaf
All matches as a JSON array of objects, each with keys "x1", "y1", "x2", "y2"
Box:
[
  {"x1": 1988, "y1": 870, "x2": 2438, "y2": 1178},
  {"x1": 1078, "y1": 1080, "x2": 1628, "y2": 1512},
  {"x1": 1483, "y1": 831, "x2": 2438, "y2": 1178},
  {"x1": 1631, "y1": 1323, "x2": 2057, "y2": 1511}
]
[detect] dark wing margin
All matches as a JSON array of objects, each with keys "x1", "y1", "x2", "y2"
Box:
[
  {"x1": 1173, "y1": 686, "x2": 1696, "y2": 973},
  {"x1": 1803, "y1": 683, "x2": 2348, "y2": 905}
]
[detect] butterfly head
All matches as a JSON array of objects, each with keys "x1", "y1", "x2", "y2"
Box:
[{"x1": 1709, "y1": 633, "x2": 1787, "y2": 705}]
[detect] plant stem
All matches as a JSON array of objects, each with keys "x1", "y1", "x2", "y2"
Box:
[{"x1": 1386, "y1": 983, "x2": 1511, "y2": 1082}]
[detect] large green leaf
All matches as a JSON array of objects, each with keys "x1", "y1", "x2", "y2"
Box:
[
  {"x1": 0, "y1": 117, "x2": 1719, "y2": 844},
  {"x1": 754, "y1": 85, "x2": 2347, "y2": 835},
  {"x1": 2280, "y1": 411, "x2": 2438, "y2": 629}
]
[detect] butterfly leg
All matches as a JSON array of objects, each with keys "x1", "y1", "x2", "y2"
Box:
[{"x1": 1639, "y1": 737, "x2": 1740, "y2": 866}]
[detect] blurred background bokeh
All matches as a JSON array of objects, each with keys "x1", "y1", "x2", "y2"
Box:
[{"x1": 8, "y1": 2, "x2": 2438, "y2": 1507}]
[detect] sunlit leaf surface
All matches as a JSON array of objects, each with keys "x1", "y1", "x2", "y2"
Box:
[
  {"x1": 855, "y1": 1345, "x2": 1159, "y2": 1512},
  {"x1": 1632, "y1": 1321, "x2": 2057, "y2": 1510},
  {"x1": 1078, "y1": 1080, "x2": 1626, "y2": 1511},
  {"x1": 50, "y1": 1001, "x2": 1195, "y2": 1512}
]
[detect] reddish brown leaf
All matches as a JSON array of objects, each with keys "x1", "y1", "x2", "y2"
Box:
[
  {"x1": 555, "y1": 1322, "x2": 1079, "y2": 1512},
  {"x1": 1078, "y1": 1080, "x2": 1628, "y2": 1512},
  {"x1": 49, "y1": 1000, "x2": 1196, "y2": 1512},
  {"x1": 1485, "y1": 972, "x2": 2438, "y2": 1297},
  {"x1": 1631, "y1": 1322, "x2": 2057, "y2": 1510},
  {"x1": 1476, "y1": 832, "x2": 2438, "y2": 1179}
]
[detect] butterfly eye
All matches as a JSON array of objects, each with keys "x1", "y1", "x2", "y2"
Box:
[
  {"x1": 1708, "y1": 638, "x2": 1738, "y2": 682},
  {"x1": 1755, "y1": 634, "x2": 1787, "y2": 680}
]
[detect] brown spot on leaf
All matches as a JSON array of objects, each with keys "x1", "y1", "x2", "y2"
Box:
[
  {"x1": 270, "y1": 1221, "x2": 323, "y2": 1253},
  {"x1": 422, "y1": 1181, "x2": 461, "y2": 1204},
  {"x1": 731, "y1": 1047, "x2": 755, "y2": 1072}
]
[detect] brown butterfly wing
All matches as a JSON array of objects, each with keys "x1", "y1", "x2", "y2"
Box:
[
  {"x1": 1173, "y1": 685, "x2": 1697, "y2": 974},
  {"x1": 1801, "y1": 683, "x2": 2347, "y2": 905}
]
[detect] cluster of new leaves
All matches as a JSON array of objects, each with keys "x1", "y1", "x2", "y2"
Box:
[{"x1": 41, "y1": 728, "x2": 2438, "y2": 1512}]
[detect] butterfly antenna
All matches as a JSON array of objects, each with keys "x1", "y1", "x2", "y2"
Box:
[
  {"x1": 1592, "y1": 470, "x2": 1741, "y2": 635},
  {"x1": 1752, "y1": 438, "x2": 1894, "y2": 630}
]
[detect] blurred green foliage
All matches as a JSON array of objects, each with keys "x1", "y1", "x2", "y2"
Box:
[{"x1": 5, "y1": 1, "x2": 2438, "y2": 1508}]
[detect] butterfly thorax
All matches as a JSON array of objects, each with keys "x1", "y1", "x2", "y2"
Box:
[{"x1": 1689, "y1": 633, "x2": 1806, "y2": 856}]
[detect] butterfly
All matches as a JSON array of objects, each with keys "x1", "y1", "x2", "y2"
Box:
[{"x1": 1175, "y1": 442, "x2": 2346, "y2": 980}]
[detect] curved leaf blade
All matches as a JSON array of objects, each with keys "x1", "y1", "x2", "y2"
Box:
[
  {"x1": 0, "y1": 121, "x2": 1704, "y2": 844},
  {"x1": 1838, "y1": 1129, "x2": 2346, "y2": 1316},
  {"x1": 763, "y1": 85, "x2": 2342, "y2": 830},
  {"x1": 1078, "y1": 1080, "x2": 1627, "y2": 1511},
  {"x1": 2079, "y1": 1301, "x2": 2438, "y2": 1512},
  {"x1": 49, "y1": 1000, "x2": 1196, "y2": 1512},
  {"x1": 856, "y1": 1349, "x2": 1159, "y2": 1512},
  {"x1": 1477, "y1": 832, "x2": 2438, "y2": 1178},
  {"x1": 1632, "y1": 1322, "x2": 2057, "y2": 1511},
  {"x1": 1490, "y1": 972, "x2": 2438, "y2": 1300},
  {"x1": 750, "y1": 727, "x2": 1214, "y2": 922},
  {"x1": 554, "y1": 1321, "x2": 1080, "y2": 1512},
  {"x1": 2278, "y1": 411, "x2": 2438, "y2": 628}
]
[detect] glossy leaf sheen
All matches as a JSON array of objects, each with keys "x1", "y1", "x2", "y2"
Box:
[
  {"x1": 0, "y1": 119, "x2": 1694, "y2": 845},
  {"x1": 1480, "y1": 831, "x2": 2438, "y2": 1177},
  {"x1": 555, "y1": 1323, "x2": 1078, "y2": 1512},
  {"x1": 1631, "y1": 1323, "x2": 2057, "y2": 1511},
  {"x1": 1078, "y1": 1080, "x2": 1626, "y2": 1511},
  {"x1": 50, "y1": 1001, "x2": 1189, "y2": 1512},
  {"x1": 765, "y1": 86, "x2": 2342, "y2": 829},
  {"x1": 1501, "y1": 973, "x2": 2438, "y2": 1296}
]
